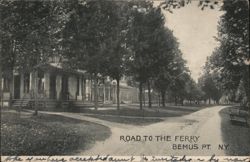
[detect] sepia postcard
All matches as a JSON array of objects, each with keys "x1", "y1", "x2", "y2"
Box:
[{"x1": 0, "y1": 0, "x2": 249, "y2": 161}]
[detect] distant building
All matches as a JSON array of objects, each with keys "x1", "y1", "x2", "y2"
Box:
[{"x1": 1, "y1": 56, "x2": 138, "y2": 109}]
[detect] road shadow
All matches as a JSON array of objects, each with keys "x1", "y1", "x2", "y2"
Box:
[{"x1": 219, "y1": 107, "x2": 250, "y2": 155}]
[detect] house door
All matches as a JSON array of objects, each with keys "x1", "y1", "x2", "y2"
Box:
[
  {"x1": 14, "y1": 75, "x2": 21, "y2": 99},
  {"x1": 61, "y1": 75, "x2": 69, "y2": 100},
  {"x1": 49, "y1": 75, "x2": 56, "y2": 99}
]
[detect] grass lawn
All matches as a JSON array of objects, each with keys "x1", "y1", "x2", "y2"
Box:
[
  {"x1": 78, "y1": 104, "x2": 208, "y2": 125},
  {"x1": 80, "y1": 106, "x2": 199, "y2": 117},
  {"x1": 80, "y1": 107, "x2": 197, "y2": 125},
  {"x1": 219, "y1": 107, "x2": 250, "y2": 155},
  {"x1": 1, "y1": 111, "x2": 111, "y2": 155},
  {"x1": 86, "y1": 114, "x2": 163, "y2": 126}
]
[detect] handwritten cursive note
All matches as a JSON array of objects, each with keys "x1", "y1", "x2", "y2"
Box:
[{"x1": 1, "y1": 155, "x2": 250, "y2": 162}]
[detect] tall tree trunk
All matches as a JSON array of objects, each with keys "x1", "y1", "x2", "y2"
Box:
[
  {"x1": 161, "y1": 91, "x2": 166, "y2": 107},
  {"x1": 83, "y1": 78, "x2": 86, "y2": 102},
  {"x1": 139, "y1": 82, "x2": 143, "y2": 110},
  {"x1": 0, "y1": 56, "x2": 3, "y2": 109},
  {"x1": 174, "y1": 95, "x2": 177, "y2": 106},
  {"x1": 94, "y1": 76, "x2": 98, "y2": 110},
  {"x1": 116, "y1": 78, "x2": 120, "y2": 110},
  {"x1": 209, "y1": 97, "x2": 211, "y2": 104},
  {"x1": 143, "y1": 87, "x2": 145, "y2": 107},
  {"x1": 243, "y1": 66, "x2": 250, "y2": 111},
  {"x1": 11, "y1": 40, "x2": 16, "y2": 108},
  {"x1": 34, "y1": 70, "x2": 38, "y2": 116},
  {"x1": 181, "y1": 98, "x2": 184, "y2": 106},
  {"x1": 147, "y1": 80, "x2": 152, "y2": 108},
  {"x1": 158, "y1": 92, "x2": 161, "y2": 107}
]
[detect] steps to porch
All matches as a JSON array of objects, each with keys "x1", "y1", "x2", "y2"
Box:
[
  {"x1": 12, "y1": 99, "x2": 30, "y2": 108},
  {"x1": 73, "y1": 101, "x2": 94, "y2": 108}
]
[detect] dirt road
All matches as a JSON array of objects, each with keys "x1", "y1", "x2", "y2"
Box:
[
  {"x1": 41, "y1": 105, "x2": 228, "y2": 155},
  {"x1": 78, "y1": 106, "x2": 227, "y2": 156}
]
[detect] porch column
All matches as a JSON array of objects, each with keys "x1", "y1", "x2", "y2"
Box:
[
  {"x1": 20, "y1": 73, "x2": 24, "y2": 98},
  {"x1": 30, "y1": 72, "x2": 34, "y2": 92},
  {"x1": 1, "y1": 78, "x2": 2, "y2": 92},
  {"x1": 85, "y1": 79, "x2": 89, "y2": 101},
  {"x1": 78, "y1": 77, "x2": 82, "y2": 101},
  {"x1": 113, "y1": 85, "x2": 116, "y2": 103},
  {"x1": 82, "y1": 78, "x2": 86, "y2": 101},
  {"x1": 44, "y1": 72, "x2": 50, "y2": 98},
  {"x1": 11, "y1": 73, "x2": 15, "y2": 99},
  {"x1": 87, "y1": 79, "x2": 92, "y2": 101},
  {"x1": 108, "y1": 86, "x2": 111, "y2": 101},
  {"x1": 103, "y1": 84, "x2": 106, "y2": 103},
  {"x1": 90, "y1": 80, "x2": 93, "y2": 101},
  {"x1": 9, "y1": 75, "x2": 13, "y2": 100},
  {"x1": 56, "y1": 75, "x2": 62, "y2": 100}
]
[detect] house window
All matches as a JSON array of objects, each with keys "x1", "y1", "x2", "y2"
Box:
[{"x1": 23, "y1": 73, "x2": 30, "y2": 93}]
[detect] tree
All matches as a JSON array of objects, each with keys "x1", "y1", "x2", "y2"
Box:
[
  {"x1": 62, "y1": 1, "x2": 122, "y2": 110},
  {"x1": 101, "y1": 2, "x2": 130, "y2": 110},
  {"x1": 198, "y1": 72, "x2": 222, "y2": 104},
  {"x1": 206, "y1": 0, "x2": 249, "y2": 107},
  {"x1": 143, "y1": 8, "x2": 167, "y2": 108},
  {"x1": 159, "y1": 0, "x2": 221, "y2": 12},
  {"x1": 153, "y1": 28, "x2": 180, "y2": 107},
  {"x1": 185, "y1": 78, "x2": 205, "y2": 104},
  {"x1": 169, "y1": 71, "x2": 189, "y2": 105},
  {"x1": 1, "y1": 1, "x2": 68, "y2": 114},
  {"x1": 126, "y1": 2, "x2": 166, "y2": 109}
]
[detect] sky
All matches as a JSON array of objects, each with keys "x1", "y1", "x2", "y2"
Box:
[{"x1": 156, "y1": 1, "x2": 224, "y2": 81}]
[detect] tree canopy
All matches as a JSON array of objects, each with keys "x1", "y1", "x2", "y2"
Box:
[{"x1": 203, "y1": 0, "x2": 249, "y2": 107}]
